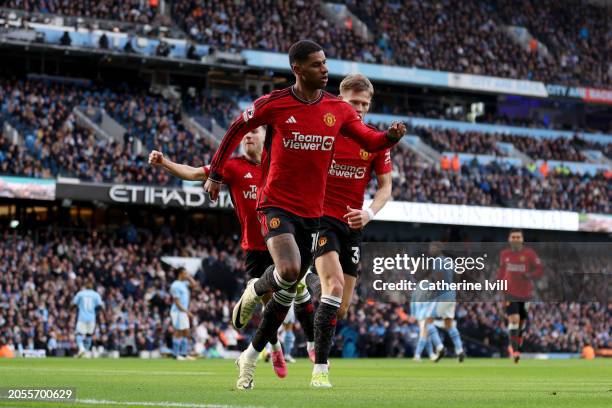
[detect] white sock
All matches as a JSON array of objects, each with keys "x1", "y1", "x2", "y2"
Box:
[
  {"x1": 244, "y1": 344, "x2": 259, "y2": 362},
  {"x1": 307, "y1": 341, "x2": 315, "y2": 352},
  {"x1": 270, "y1": 342, "x2": 281, "y2": 352},
  {"x1": 313, "y1": 363, "x2": 328, "y2": 375}
]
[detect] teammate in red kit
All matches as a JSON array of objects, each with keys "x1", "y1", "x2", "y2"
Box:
[
  {"x1": 497, "y1": 229, "x2": 543, "y2": 363},
  {"x1": 148, "y1": 127, "x2": 289, "y2": 378},
  {"x1": 204, "y1": 40, "x2": 406, "y2": 390},
  {"x1": 303, "y1": 74, "x2": 393, "y2": 387}
]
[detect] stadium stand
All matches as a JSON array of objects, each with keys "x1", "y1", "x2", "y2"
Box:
[
  {"x1": 168, "y1": 0, "x2": 611, "y2": 87},
  {"x1": 1, "y1": 77, "x2": 609, "y2": 211},
  {"x1": 415, "y1": 127, "x2": 589, "y2": 162},
  {"x1": 0, "y1": 229, "x2": 249, "y2": 357},
  {"x1": 388, "y1": 147, "x2": 610, "y2": 213},
  {"x1": 171, "y1": 0, "x2": 371, "y2": 61},
  {"x1": 332, "y1": 299, "x2": 611, "y2": 357},
  {"x1": 0, "y1": 78, "x2": 218, "y2": 184},
  {"x1": 341, "y1": 0, "x2": 556, "y2": 81},
  {"x1": 1, "y1": 229, "x2": 609, "y2": 358},
  {"x1": 494, "y1": 0, "x2": 611, "y2": 88},
  {"x1": 2, "y1": 0, "x2": 161, "y2": 25}
]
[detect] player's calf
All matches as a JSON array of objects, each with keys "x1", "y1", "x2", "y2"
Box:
[
  {"x1": 313, "y1": 294, "x2": 341, "y2": 383},
  {"x1": 252, "y1": 290, "x2": 295, "y2": 353}
]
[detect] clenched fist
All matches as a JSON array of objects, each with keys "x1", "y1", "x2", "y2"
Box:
[
  {"x1": 148, "y1": 150, "x2": 164, "y2": 166},
  {"x1": 387, "y1": 121, "x2": 407, "y2": 141}
]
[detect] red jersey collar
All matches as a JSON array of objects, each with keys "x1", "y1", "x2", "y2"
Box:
[{"x1": 290, "y1": 85, "x2": 324, "y2": 105}]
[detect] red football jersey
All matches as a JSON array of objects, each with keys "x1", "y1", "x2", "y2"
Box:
[
  {"x1": 204, "y1": 157, "x2": 266, "y2": 251},
  {"x1": 208, "y1": 86, "x2": 397, "y2": 218},
  {"x1": 497, "y1": 246, "x2": 543, "y2": 299},
  {"x1": 324, "y1": 134, "x2": 392, "y2": 222}
]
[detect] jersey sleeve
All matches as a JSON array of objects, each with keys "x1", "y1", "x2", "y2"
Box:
[
  {"x1": 373, "y1": 149, "x2": 392, "y2": 175},
  {"x1": 95, "y1": 293, "x2": 104, "y2": 308},
  {"x1": 339, "y1": 103, "x2": 398, "y2": 152},
  {"x1": 208, "y1": 95, "x2": 272, "y2": 182}
]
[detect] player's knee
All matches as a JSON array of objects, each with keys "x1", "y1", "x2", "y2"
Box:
[{"x1": 275, "y1": 259, "x2": 301, "y2": 282}]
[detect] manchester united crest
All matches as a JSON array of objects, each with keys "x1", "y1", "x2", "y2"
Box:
[
  {"x1": 323, "y1": 113, "x2": 336, "y2": 127},
  {"x1": 269, "y1": 217, "x2": 281, "y2": 229},
  {"x1": 318, "y1": 236, "x2": 328, "y2": 247},
  {"x1": 360, "y1": 149, "x2": 370, "y2": 160}
]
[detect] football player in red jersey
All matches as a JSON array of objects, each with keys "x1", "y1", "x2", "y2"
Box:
[
  {"x1": 148, "y1": 127, "x2": 290, "y2": 378},
  {"x1": 497, "y1": 229, "x2": 543, "y2": 363},
  {"x1": 204, "y1": 40, "x2": 405, "y2": 389},
  {"x1": 302, "y1": 74, "x2": 393, "y2": 387}
]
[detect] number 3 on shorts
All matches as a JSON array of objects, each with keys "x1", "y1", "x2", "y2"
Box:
[{"x1": 351, "y1": 246, "x2": 360, "y2": 264}]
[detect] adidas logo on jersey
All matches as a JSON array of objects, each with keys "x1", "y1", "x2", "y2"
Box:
[
  {"x1": 244, "y1": 172, "x2": 253, "y2": 179},
  {"x1": 285, "y1": 116, "x2": 297, "y2": 124}
]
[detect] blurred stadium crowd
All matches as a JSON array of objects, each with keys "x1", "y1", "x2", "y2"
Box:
[
  {"x1": 0, "y1": 229, "x2": 247, "y2": 358},
  {"x1": 1, "y1": 78, "x2": 610, "y2": 213},
  {"x1": 334, "y1": 300, "x2": 611, "y2": 358},
  {"x1": 0, "y1": 78, "x2": 222, "y2": 185},
  {"x1": 1, "y1": 0, "x2": 609, "y2": 86},
  {"x1": 3, "y1": 0, "x2": 161, "y2": 24},
  {"x1": 388, "y1": 146, "x2": 610, "y2": 213},
  {"x1": 0, "y1": 229, "x2": 610, "y2": 358}
]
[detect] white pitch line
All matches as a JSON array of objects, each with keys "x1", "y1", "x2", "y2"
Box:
[
  {"x1": 1, "y1": 367, "x2": 212, "y2": 376},
  {"x1": 76, "y1": 399, "x2": 264, "y2": 408}
]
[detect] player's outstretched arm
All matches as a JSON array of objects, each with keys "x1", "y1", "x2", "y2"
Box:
[
  {"x1": 149, "y1": 150, "x2": 207, "y2": 181},
  {"x1": 206, "y1": 97, "x2": 270, "y2": 200},
  {"x1": 342, "y1": 117, "x2": 406, "y2": 152}
]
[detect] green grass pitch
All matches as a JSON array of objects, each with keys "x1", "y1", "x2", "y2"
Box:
[{"x1": 0, "y1": 358, "x2": 610, "y2": 408}]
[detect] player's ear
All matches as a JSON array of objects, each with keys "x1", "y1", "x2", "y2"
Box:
[{"x1": 291, "y1": 62, "x2": 301, "y2": 77}]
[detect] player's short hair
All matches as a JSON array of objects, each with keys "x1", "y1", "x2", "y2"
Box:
[
  {"x1": 288, "y1": 40, "x2": 323, "y2": 65},
  {"x1": 340, "y1": 74, "x2": 374, "y2": 97},
  {"x1": 509, "y1": 229, "x2": 523, "y2": 235}
]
